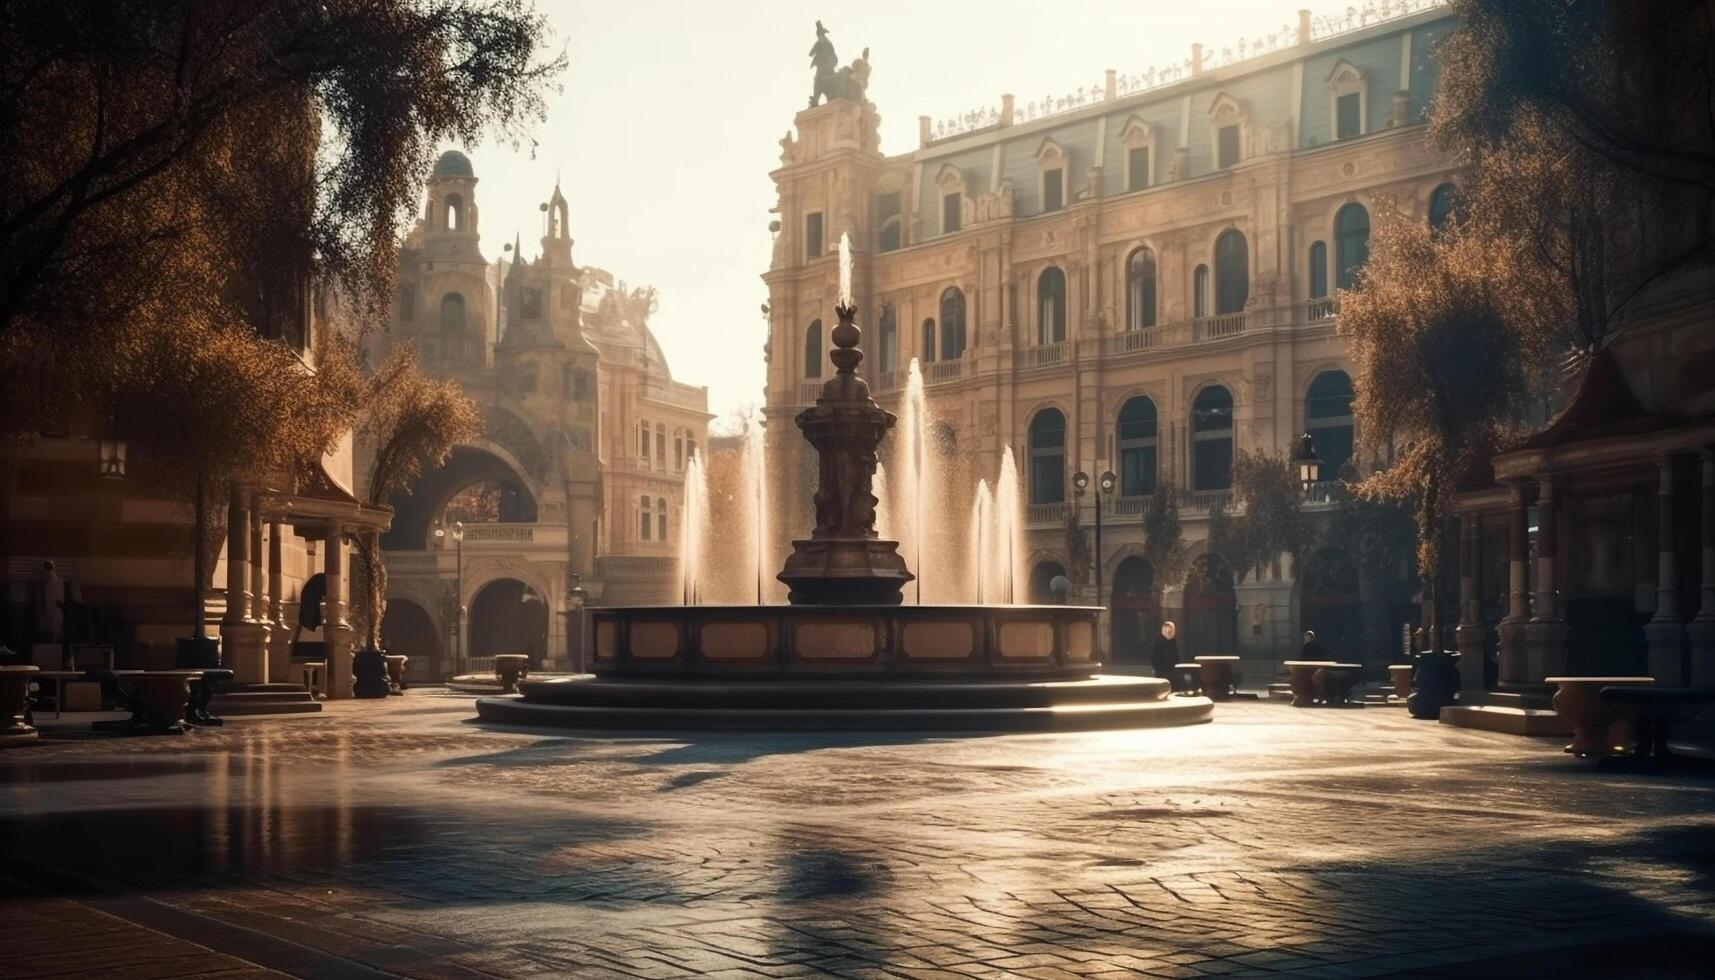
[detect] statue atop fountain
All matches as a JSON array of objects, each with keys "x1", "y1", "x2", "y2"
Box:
[{"x1": 777, "y1": 299, "x2": 914, "y2": 604}]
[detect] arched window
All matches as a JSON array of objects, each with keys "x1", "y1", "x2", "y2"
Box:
[
  {"x1": 878, "y1": 305, "x2": 897, "y2": 373},
  {"x1": 639, "y1": 495, "x2": 652, "y2": 541},
  {"x1": 921, "y1": 318, "x2": 937, "y2": 363},
  {"x1": 1116, "y1": 396, "x2": 1158, "y2": 497},
  {"x1": 1126, "y1": 248, "x2": 1157, "y2": 331},
  {"x1": 1027, "y1": 409, "x2": 1066, "y2": 505},
  {"x1": 1308, "y1": 242, "x2": 1329, "y2": 300},
  {"x1": 656, "y1": 497, "x2": 668, "y2": 542},
  {"x1": 1334, "y1": 203, "x2": 1370, "y2": 289},
  {"x1": 440, "y1": 293, "x2": 466, "y2": 359},
  {"x1": 940, "y1": 287, "x2": 967, "y2": 360},
  {"x1": 1038, "y1": 266, "x2": 1066, "y2": 344},
  {"x1": 803, "y1": 320, "x2": 822, "y2": 379},
  {"x1": 1191, "y1": 386, "x2": 1234, "y2": 491},
  {"x1": 1305, "y1": 370, "x2": 1356, "y2": 479},
  {"x1": 1428, "y1": 183, "x2": 1459, "y2": 232},
  {"x1": 1214, "y1": 230, "x2": 1248, "y2": 315},
  {"x1": 1193, "y1": 265, "x2": 1210, "y2": 319},
  {"x1": 444, "y1": 194, "x2": 463, "y2": 231}
]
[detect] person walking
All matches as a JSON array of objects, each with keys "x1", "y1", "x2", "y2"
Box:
[{"x1": 1151, "y1": 620, "x2": 1180, "y2": 678}]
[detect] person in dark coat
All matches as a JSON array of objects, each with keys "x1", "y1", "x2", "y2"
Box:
[
  {"x1": 1151, "y1": 621, "x2": 1180, "y2": 678},
  {"x1": 1298, "y1": 630, "x2": 1327, "y2": 661}
]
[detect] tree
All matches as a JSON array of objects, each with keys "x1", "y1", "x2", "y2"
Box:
[
  {"x1": 1339, "y1": 206, "x2": 1556, "y2": 648},
  {"x1": 1, "y1": 0, "x2": 562, "y2": 351},
  {"x1": 1063, "y1": 506, "x2": 1091, "y2": 590},
  {"x1": 351, "y1": 348, "x2": 480, "y2": 651},
  {"x1": 1222, "y1": 449, "x2": 1312, "y2": 583},
  {"x1": 1141, "y1": 480, "x2": 1190, "y2": 612},
  {"x1": 1432, "y1": 0, "x2": 1715, "y2": 357}
]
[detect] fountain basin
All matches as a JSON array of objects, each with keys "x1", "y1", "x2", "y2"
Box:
[
  {"x1": 585, "y1": 603, "x2": 1104, "y2": 680},
  {"x1": 476, "y1": 674, "x2": 1213, "y2": 732}
]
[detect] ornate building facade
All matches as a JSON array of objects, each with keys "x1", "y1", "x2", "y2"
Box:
[
  {"x1": 763, "y1": 6, "x2": 1457, "y2": 667},
  {"x1": 366, "y1": 151, "x2": 709, "y2": 680}
]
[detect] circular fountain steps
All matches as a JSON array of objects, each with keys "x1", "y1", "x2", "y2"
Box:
[{"x1": 475, "y1": 675, "x2": 1213, "y2": 732}]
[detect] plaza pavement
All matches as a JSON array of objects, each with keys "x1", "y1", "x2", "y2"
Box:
[{"x1": 2, "y1": 692, "x2": 1714, "y2": 979}]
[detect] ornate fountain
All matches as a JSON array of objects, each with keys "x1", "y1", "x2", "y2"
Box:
[{"x1": 476, "y1": 245, "x2": 1213, "y2": 731}]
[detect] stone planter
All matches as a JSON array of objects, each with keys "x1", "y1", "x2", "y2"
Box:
[
  {"x1": 0, "y1": 665, "x2": 40, "y2": 744},
  {"x1": 1283, "y1": 660, "x2": 1335, "y2": 707},
  {"x1": 1408, "y1": 651, "x2": 1461, "y2": 720},
  {"x1": 384, "y1": 655, "x2": 409, "y2": 694},
  {"x1": 1193, "y1": 656, "x2": 1241, "y2": 701},
  {"x1": 129, "y1": 671, "x2": 203, "y2": 734},
  {"x1": 1547, "y1": 676, "x2": 1654, "y2": 758},
  {"x1": 494, "y1": 654, "x2": 530, "y2": 694}
]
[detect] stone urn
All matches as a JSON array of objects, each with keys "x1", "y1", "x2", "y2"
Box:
[
  {"x1": 1388, "y1": 664, "x2": 1414, "y2": 704},
  {"x1": 0, "y1": 665, "x2": 40, "y2": 744},
  {"x1": 384, "y1": 654, "x2": 409, "y2": 694},
  {"x1": 1171, "y1": 662, "x2": 1203, "y2": 696},
  {"x1": 1407, "y1": 651, "x2": 1460, "y2": 719},
  {"x1": 131, "y1": 671, "x2": 202, "y2": 734}
]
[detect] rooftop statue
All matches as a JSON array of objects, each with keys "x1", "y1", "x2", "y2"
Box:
[{"x1": 807, "y1": 21, "x2": 870, "y2": 107}]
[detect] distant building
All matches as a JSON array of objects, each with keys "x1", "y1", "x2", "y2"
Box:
[
  {"x1": 365, "y1": 151, "x2": 709, "y2": 679},
  {"x1": 762, "y1": 5, "x2": 1457, "y2": 666}
]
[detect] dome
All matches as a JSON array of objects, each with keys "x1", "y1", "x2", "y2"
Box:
[{"x1": 432, "y1": 149, "x2": 474, "y2": 178}]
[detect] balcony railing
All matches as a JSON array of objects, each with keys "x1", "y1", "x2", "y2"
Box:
[
  {"x1": 1110, "y1": 494, "x2": 1152, "y2": 518},
  {"x1": 877, "y1": 369, "x2": 898, "y2": 391},
  {"x1": 1026, "y1": 502, "x2": 1068, "y2": 526},
  {"x1": 797, "y1": 381, "x2": 823, "y2": 405},
  {"x1": 927, "y1": 358, "x2": 964, "y2": 384},
  {"x1": 1184, "y1": 488, "x2": 1234, "y2": 512},
  {"x1": 642, "y1": 379, "x2": 709, "y2": 410},
  {"x1": 1017, "y1": 342, "x2": 1069, "y2": 370},
  {"x1": 1306, "y1": 298, "x2": 1339, "y2": 322},
  {"x1": 1194, "y1": 313, "x2": 1246, "y2": 341},
  {"x1": 1304, "y1": 480, "x2": 1343, "y2": 505}
]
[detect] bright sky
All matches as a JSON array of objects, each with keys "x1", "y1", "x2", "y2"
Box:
[{"x1": 461, "y1": 0, "x2": 1313, "y2": 419}]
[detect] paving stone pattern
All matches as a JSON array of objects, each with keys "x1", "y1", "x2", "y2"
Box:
[{"x1": 3, "y1": 694, "x2": 1714, "y2": 978}]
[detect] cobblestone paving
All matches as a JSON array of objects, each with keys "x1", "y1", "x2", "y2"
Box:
[{"x1": 3, "y1": 693, "x2": 1715, "y2": 978}]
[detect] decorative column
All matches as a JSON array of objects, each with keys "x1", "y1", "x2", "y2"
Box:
[
  {"x1": 1525, "y1": 476, "x2": 1569, "y2": 682},
  {"x1": 1645, "y1": 456, "x2": 1686, "y2": 684},
  {"x1": 324, "y1": 525, "x2": 354, "y2": 698},
  {"x1": 1454, "y1": 512, "x2": 1486, "y2": 694},
  {"x1": 1689, "y1": 449, "x2": 1715, "y2": 685},
  {"x1": 267, "y1": 520, "x2": 288, "y2": 682},
  {"x1": 248, "y1": 501, "x2": 269, "y2": 684},
  {"x1": 221, "y1": 484, "x2": 267, "y2": 682},
  {"x1": 1497, "y1": 480, "x2": 1531, "y2": 686}
]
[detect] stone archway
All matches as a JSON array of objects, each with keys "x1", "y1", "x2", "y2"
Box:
[
  {"x1": 1300, "y1": 546, "x2": 1363, "y2": 664},
  {"x1": 380, "y1": 597, "x2": 443, "y2": 682},
  {"x1": 467, "y1": 577, "x2": 549, "y2": 669},
  {"x1": 1110, "y1": 556, "x2": 1157, "y2": 665},
  {"x1": 382, "y1": 445, "x2": 541, "y2": 550},
  {"x1": 1182, "y1": 554, "x2": 1237, "y2": 656}
]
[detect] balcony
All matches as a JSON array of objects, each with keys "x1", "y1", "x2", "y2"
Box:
[
  {"x1": 1110, "y1": 494, "x2": 1152, "y2": 520},
  {"x1": 797, "y1": 381, "x2": 823, "y2": 405},
  {"x1": 642, "y1": 378, "x2": 709, "y2": 411},
  {"x1": 383, "y1": 522, "x2": 571, "y2": 576},
  {"x1": 876, "y1": 369, "x2": 898, "y2": 391},
  {"x1": 1306, "y1": 298, "x2": 1340, "y2": 322},
  {"x1": 926, "y1": 358, "x2": 964, "y2": 384},
  {"x1": 1016, "y1": 342, "x2": 1069, "y2": 370},
  {"x1": 1193, "y1": 312, "x2": 1246, "y2": 341},
  {"x1": 1183, "y1": 488, "x2": 1235, "y2": 512},
  {"x1": 1026, "y1": 502, "x2": 1068, "y2": 526}
]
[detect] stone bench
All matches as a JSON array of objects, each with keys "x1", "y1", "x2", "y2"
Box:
[
  {"x1": 1193, "y1": 656, "x2": 1242, "y2": 701},
  {"x1": 112, "y1": 670, "x2": 203, "y2": 735},
  {"x1": 1170, "y1": 662, "x2": 1203, "y2": 697},
  {"x1": 494, "y1": 654, "x2": 530, "y2": 694},
  {"x1": 1600, "y1": 685, "x2": 1715, "y2": 766},
  {"x1": 1546, "y1": 676, "x2": 1655, "y2": 758},
  {"x1": 1319, "y1": 663, "x2": 1364, "y2": 707}
]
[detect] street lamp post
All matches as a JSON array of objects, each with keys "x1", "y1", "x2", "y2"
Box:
[
  {"x1": 1072, "y1": 469, "x2": 1118, "y2": 605},
  {"x1": 434, "y1": 520, "x2": 466, "y2": 675},
  {"x1": 564, "y1": 572, "x2": 588, "y2": 673}
]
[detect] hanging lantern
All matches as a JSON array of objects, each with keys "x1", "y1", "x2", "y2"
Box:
[
  {"x1": 97, "y1": 436, "x2": 127, "y2": 480},
  {"x1": 1292, "y1": 431, "x2": 1322, "y2": 490}
]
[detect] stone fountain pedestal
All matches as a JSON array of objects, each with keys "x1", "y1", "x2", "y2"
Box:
[{"x1": 474, "y1": 299, "x2": 1214, "y2": 733}]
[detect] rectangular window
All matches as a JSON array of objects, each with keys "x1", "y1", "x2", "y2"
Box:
[
  {"x1": 1126, "y1": 146, "x2": 1149, "y2": 192},
  {"x1": 805, "y1": 212, "x2": 824, "y2": 258},
  {"x1": 1194, "y1": 440, "x2": 1234, "y2": 492},
  {"x1": 942, "y1": 192, "x2": 962, "y2": 234},
  {"x1": 521, "y1": 287, "x2": 542, "y2": 320},
  {"x1": 1031, "y1": 456, "x2": 1065, "y2": 505},
  {"x1": 1120, "y1": 447, "x2": 1157, "y2": 497},
  {"x1": 1043, "y1": 169, "x2": 1064, "y2": 211},
  {"x1": 655, "y1": 431, "x2": 666, "y2": 468},
  {"x1": 638, "y1": 422, "x2": 649, "y2": 458},
  {"x1": 1217, "y1": 126, "x2": 1241, "y2": 169},
  {"x1": 1336, "y1": 92, "x2": 1361, "y2": 140}
]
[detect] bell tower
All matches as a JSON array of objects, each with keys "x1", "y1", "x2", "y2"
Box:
[{"x1": 424, "y1": 149, "x2": 484, "y2": 264}]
